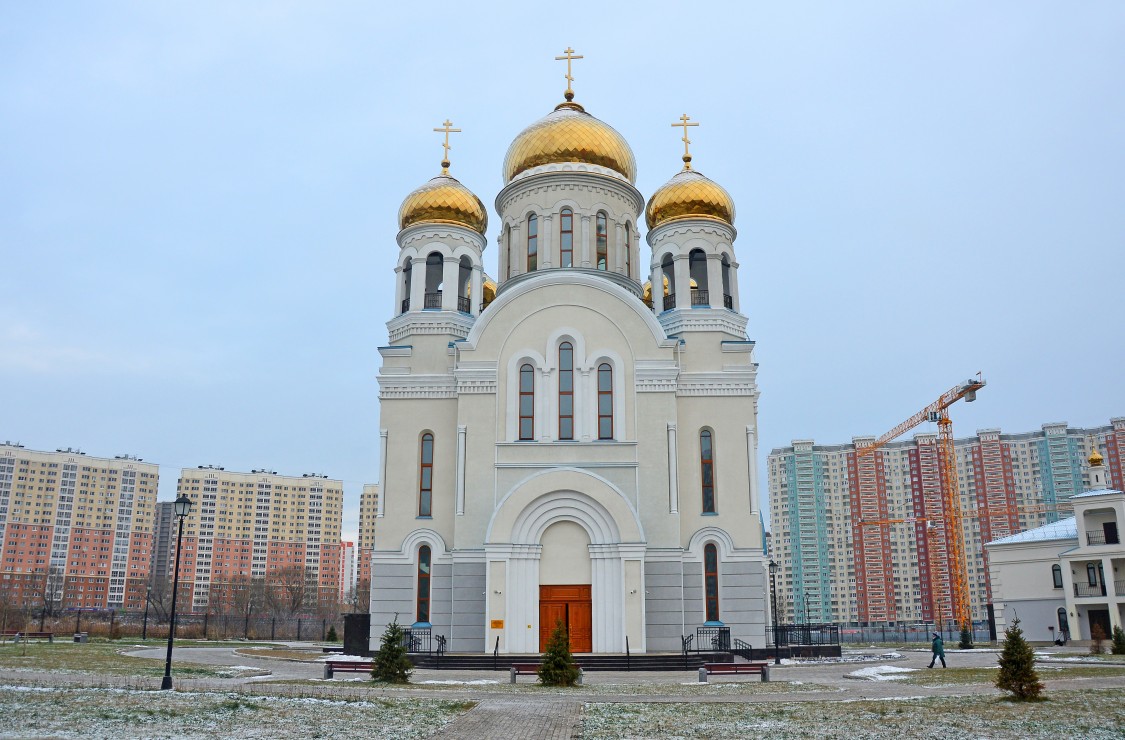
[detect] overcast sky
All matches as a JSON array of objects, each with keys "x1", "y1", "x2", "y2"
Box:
[{"x1": 2, "y1": 2, "x2": 1123, "y2": 540}]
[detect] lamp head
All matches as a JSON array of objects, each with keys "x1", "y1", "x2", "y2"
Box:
[
  {"x1": 173, "y1": 495, "x2": 193, "y2": 518},
  {"x1": 769, "y1": 559, "x2": 778, "y2": 576}
]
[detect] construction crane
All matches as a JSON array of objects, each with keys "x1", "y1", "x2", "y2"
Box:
[{"x1": 854, "y1": 375, "x2": 986, "y2": 630}]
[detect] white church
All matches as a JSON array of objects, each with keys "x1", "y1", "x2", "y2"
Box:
[{"x1": 370, "y1": 56, "x2": 768, "y2": 654}]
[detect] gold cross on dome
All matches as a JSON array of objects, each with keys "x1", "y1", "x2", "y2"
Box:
[
  {"x1": 672, "y1": 113, "x2": 699, "y2": 169},
  {"x1": 554, "y1": 47, "x2": 584, "y2": 100},
  {"x1": 433, "y1": 119, "x2": 461, "y2": 173}
]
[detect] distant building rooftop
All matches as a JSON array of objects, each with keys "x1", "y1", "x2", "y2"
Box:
[
  {"x1": 1070, "y1": 488, "x2": 1124, "y2": 500},
  {"x1": 987, "y1": 517, "x2": 1077, "y2": 547}
]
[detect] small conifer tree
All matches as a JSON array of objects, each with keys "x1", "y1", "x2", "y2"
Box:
[
  {"x1": 1090, "y1": 623, "x2": 1107, "y2": 655},
  {"x1": 959, "y1": 622, "x2": 974, "y2": 650},
  {"x1": 371, "y1": 618, "x2": 413, "y2": 683},
  {"x1": 538, "y1": 620, "x2": 580, "y2": 687},
  {"x1": 326, "y1": 626, "x2": 339, "y2": 642},
  {"x1": 1111, "y1": 625, "x2": 1125, "y2": 655},
  {"x1": 995, "y1": 617, "x2": 1043, "y2": 701}
]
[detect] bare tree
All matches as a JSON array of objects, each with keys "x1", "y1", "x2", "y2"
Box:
[
  {"x1": 37, "y1": 566, "x2": 66, "y2": 629},
  {"x1": 266, "y1": 566, "x2": 313, "y2": 618},
  {"x1": 344, "y1": 578, "x2": 371, "y2": 614}
]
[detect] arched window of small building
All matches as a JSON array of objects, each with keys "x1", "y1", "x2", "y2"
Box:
[
  {"x1": 1057, "y1": 607, "x2": 1069, "y2": 637},
  {"x1": 416, "y1": 545, "x2": 431, "y2": 624},
  {"x1": 721, "y1": 254, "x2": 732, "y2": 309},
  {"x1": 559, "y1": 208, "x2": 573, "y2": 268},
  {"x1": 661, "y1": 253, "x2": 676, "y2": 311},
  {"x1": 418, "y1": 433, "x2": 434, "y2": 516},
  {"x1": 457, "y1": 256, "x2": 472, "y2": 313},
  {"x1": 624, "y1": 222, "x2": 631, "y2": 278},
  {"x1": 519, "y1": 364, "x2": 535, "y2": 441},
  {"x1": 1087, "y1": 563, "x2": 1098, "y2": 586},
  {"x1": 704, "y1": 543, "x2": 720, "y2": 623},
  {"x1": 558, "y1": 343, "x2": 574, "y2": 440},
  {"x1": 424, "y1": 252, "x2": 443, "y2": 309},
  {"x1": 505, "y1": 224, "x2": 513, "y2": 278},
  {"x1": 689, "y1": 249, "x2": 709, "y2": 306},
  {"x1": 597, "y1": 363, "x2": 613, "y2": 440},
  {"x1": 401, "y1": 259, "x2": 412, "y2": 314},
  {"x1": 1052, "y1": 563, "x2": 1063, "y2": 589},
  {"x1": 527, "y1": 214, "x2": 538, "y2": 272},
  {"x1": 700, "y1": 429, "x2": 716, "y2": 513},
  {"x1": 595, "y1": 212, "x2": 608, "y2": 270}
]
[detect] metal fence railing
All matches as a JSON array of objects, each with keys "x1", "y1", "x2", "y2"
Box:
[
  {"x1": 0, "y1": 609, "x2": 345, "y2": 642},
  {"x1": 767, "y1": 623, "x2": 840, "y2": 647},
  {"x1": 835, "y1": 623, "x2": 992, "y2": 645}
]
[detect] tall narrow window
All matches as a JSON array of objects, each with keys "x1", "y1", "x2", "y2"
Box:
[
  {"x1": 416, "y1": 545, "x2": 431, "y2": 624},
  {"x1": 558, "y1": 343, "x2": 573, "y2": 440},
  {"x1": 704, "y1": 543, "x2": 720, "y2": 623},
  {"x1": 519, "y1": 364, "x2": 535, "y2": 440},
  {"x1": 527, "y1": 214, "x2": 538, "y2": 272},
  {"x1": 597, "y1": 363, "x2": 613, "y2": 440},
  {"x1": 700, "y1": 429, "x2": 715, "y2": 513},
  {"x1": 418, "y1": 433, "x2": 434, "y2": 516},
  {"x1": 1088, "y1": 563, "x2": 1098, "y2": 586},
  {"x1": 624, "y1": 222, "x2": 631, "y2": 277},
  {"x1": 559, "y1": 208, "x2": 573, "y2": 267},
  {"x1": 595, "y1": 212, "x2": 608, "y2": 270},
  {"x1": 1052, "y1": 563, "x2": 1063, "y2": 589}
]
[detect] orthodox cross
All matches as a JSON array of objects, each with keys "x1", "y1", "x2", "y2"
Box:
[
  {"x1": 433, "y1": 119, "x2": 461, "y2": 173},
  {"x1": 555, "y1": 47, "x2": 584, "y2": 101},
  {"x1": 672, "y1": 113, "x2": 699, "y2": 169}
]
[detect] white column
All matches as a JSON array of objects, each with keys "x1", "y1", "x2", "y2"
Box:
[
  {"x1": 580, "y1": 215, "x2": 591, "y2": 267},
  {"x1": 667, "y1": 423, "x2": 679, "y2": 513},
  {"x1": 409, "y1": 257, "x2": 426, "y2": 312},
  {"x1": 578, "y1": 367, "x2": 592, "y2": 441},
  {"x1": 1104, "y1": 556, "x2": 1121, "y2": 634},
  {"x1": 393, "y1": 264, "x2": 404, "y2": 314},
  {"x1": 707, "y1": 254, "x2": 723, "y2": 308},
  {"x1": 651, "y1": 262, "x2": 664, "y2": 313},
  {"x1": 540, "y1": 214, "x2": 553, "y2": 269},
  {"x1": 378, "y1": 430, "x2": 388, "y2": 517},
  {"x1": 745, "y1": 425, "x2": 758, "y2": 514},
  {"x1": 538, "y1": 368, "x2": 552, "y2": 441},
  {"x1": 441, "y1": 257, "x2": 459, "y2": 311},
  {"x1": 456, "y1": 425, "x2": 467, "y2": 515},
  {"x1": 509, "y1": 224, "x2": 522, "y2": 278},
  {"x1": 614, "y1": 223, "x2": 624, "y2": 274},
  {"x1": 505, "y1": 546, "x2": 542, "y2": 653},
  {"x1": 470, "y1": 265, "x2": 483, "y2": 316},
  {"x1": 729, "y1": 259, "x2": 741, "y2": 312},
  {"x1": 674, "y1": 254, "x2": 690, "y2": 309},
  {"x1": 589, "y1": 544, "x2": 625, "y2": 652}
]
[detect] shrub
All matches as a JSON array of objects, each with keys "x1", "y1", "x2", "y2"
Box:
[
  {"x1": 959, "y1": 622, "x2": 974, "y2": 650},
  {"x1": 538, "y1": 620, "x2": 580, "y2": 687},
  {"x1": 1090, "y1": 623, "x2": 1107, "y2": 655},
  {"x1": 371, "y1": 618, "x2": 412, "y2": 683},
  {"x1": 1111, "y1": 626, "x2": 1125, "y2": 655},
  {"x1": 996, "y1": 617, "x2": 1044, "y2": 701},
  {"x1": 326, "y1": 626, "x2": 339, "y2": 642}
]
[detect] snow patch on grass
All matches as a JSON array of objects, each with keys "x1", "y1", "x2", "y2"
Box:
[{"x1": 846, "y1": 665, "x2": 918, "y2": 681}]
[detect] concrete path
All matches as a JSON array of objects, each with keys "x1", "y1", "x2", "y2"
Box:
[{"x1": 435, "y1": 698, "x2": 582, "y2": 740}]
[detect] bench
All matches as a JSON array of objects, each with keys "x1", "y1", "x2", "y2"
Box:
[
  {"x1": 1, "y1": 631, "x2": 54, "y2": 643},
  {"x1": 699, "y1": 661, "x2": 769, "y2": 683},
  {"x1": 323, "y1": 660, "x2": 372, "y2": 679},
  {"x1": 510, "y1": 662, "x2": 583, "y2": 685}
]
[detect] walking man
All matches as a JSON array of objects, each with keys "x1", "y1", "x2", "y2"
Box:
[{"x1": 928, "y1": 631, "x2": 946, "y2": 668}]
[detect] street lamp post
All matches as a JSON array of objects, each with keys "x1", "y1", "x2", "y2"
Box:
[
  {"x1": 161, "y1": 495, "x2": 193, "y2": 691},
  {"x1": 803, "y1": 592, "x2": 811, "y2": 625},
  {"x1": 769, "y1": 559, "x2": 780, "y2": 666},
  {"x1": 142, "y1": 586, "x2": 151, "y2": 640}
]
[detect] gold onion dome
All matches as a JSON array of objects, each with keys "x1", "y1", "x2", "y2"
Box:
[
  {"x1": 645, "y1": 165, "x2": 735, "y2": 230},
  {"x1": 503, "y1": 101, "x2": 637, "y2": 184},
  {"x1": 1090, "y1": 446, "x2": 1105, "y2": 466},
  {"x1": 398, "y1": 172, "x2": 488, "y2": 234}
]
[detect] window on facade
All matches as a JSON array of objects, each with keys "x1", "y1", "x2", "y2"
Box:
[
  {"x1": 1087, "y1": 563, "x2": 1098, "y2": 586},
  {"x1": 704, "y1": 543, "x2": 720, "y2": 623},
  {"x1": 1057, "y1": 606, "x2": 1069, "y2": 635},
  {"x1": 595, "y1": 212, "x2": 608, "y2": 270},
  {"x1": 416, "y1": 545, "x2": 431, "y2": 623},
  {"x1": 527, "y1": 214, "x2": 538, "y2": 272},
  {"x1": 701, "y1": 429, "x2": 716, "y2": 513},
  {"x1": 519, "y1": 364, "x2": 535, "y2": 441},
  {"x1": 559, "y1": 208, "x2": 573, "y2": 267},
  {"x1": 597, "y1": 363, "x2": 613, "y2": 440},
  {"x1": 1052, "y1": 563, "x2": 1063, "y2": 589},
  {"x1": 558, "y1": 343, "x2": 574, "y2": 440},
  {"x1": 418, "y1": 434, "x2": 434, "y2": 517},
  {"x1": 623, "y1": 222, "x2": 631, "y2": 277}
]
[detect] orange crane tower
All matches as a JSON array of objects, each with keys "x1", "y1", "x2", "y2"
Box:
[{"x1": 854, "y1": 375, "x2": 986, "y2": 629}]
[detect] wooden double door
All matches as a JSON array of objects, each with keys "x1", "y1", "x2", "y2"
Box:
[{"x1": 539, "y1": 584, "x2": 592, "y2": 653}]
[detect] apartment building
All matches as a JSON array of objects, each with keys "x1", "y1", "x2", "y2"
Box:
[
  {"x1": 356, "y1": 483, "x2": 379, "y2": 600},
  {"x1": 172, "y1": 467, "x2": 343, "y2": 614},
  {"x1": 0, "y1": 443, "x2": 159, "y2": 611},
  {"x1": 768, "y1": 418, "x2": 1125, "y2": 626}
]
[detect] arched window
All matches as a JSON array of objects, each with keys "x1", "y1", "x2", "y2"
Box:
[
  {"x1": 624, "y1": 222, "x2": 631, "y2": 278},
  {"x1": 721, "y1": 255, "x2": 732, "y2": 309},
  {"x1": 1057, "y1": 607, "x2": 1069, "y2": 637},
  {"x1": 1052, "y1": 563, "x2": 1063, "y2": 589},
  {"x1": 457, "y1": 256, "x2": 472, "y2": 313},
  {"x1": 689, "y1": 249, "x2": 708, "y2": 305},
  {"x1": 527, "y1": 214, "x2": 538, "y2": 272},
  {"x1": 519, "y1": 364, "x2": 535, "y2": 440},
  {"x1": 597, "y1": 363, "x2": 613, "y2": 440},
  {"x1": 704, "y1": 543, "x2": 720, "y2": 623},
  {"x1": 1088, "y1": 563, "x2": 1098, "y2": 586},
  {"x1": 558, "y1": 343, "x2": 573, "y2": 440},
  {"x1": 661, "y1": 253, "x2": 676, "y2": 310},
  {"x1": 425, "y1": 252, "x2": 443, "y2": 309},
  {"x1": 700, "y1": 429, "x2": 716, "y2": 513},
  {"x1": 418, "y1": 433, "x2": 434, "y2": 516},
  {"x1": 505, "y1": 224, "x2": 513, "y2": 278},
  {"x1": 559, "y1": 208, "x2": 573, "y2": 268},
  {"x1": 416, "y1": 545, "x2": 431, "y2": 624},
  {"x1": 595, "y1": 212, "x2": 608, "y2": 270},
  {"x1": 401, "y1": 260, "x2": 412, "y2": 314}
]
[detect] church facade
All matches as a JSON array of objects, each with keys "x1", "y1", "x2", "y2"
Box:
[{"x1": 370, "y1": 70, "x2": 768, "y2": 654}]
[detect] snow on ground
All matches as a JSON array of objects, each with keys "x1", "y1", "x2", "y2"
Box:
[
  {"x1": 419, "y1": 679, "x2": 499, "y2": 685},
  {"x1": 845, "y1": 665, "x2": 918, "y2": 681},
  {"x1": 315, "y1": 653, "x2": 369, "y2": 662}
]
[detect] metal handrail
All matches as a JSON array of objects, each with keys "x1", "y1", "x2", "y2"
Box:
[
  {"x1": 690, "y1": 288, "x2": 709, "y2": 306},
  {"x1": 400, "y1": 298, "x2": 410, "y2": 314},
  {"x1": 1074, "y1": 582, "x2": 1107, "y2": 597},
  {"x1": 1086, "y1": 530, "x2": 1119, "y2": 546},
  {"x1": 663, "y1": 294, "x2": 676, "y2": 311},
  {"x1": 723, "y1": 293, "x2": 733, "y2": 309},
  {"x1": 423, "y1": 291, "x2": 442, "y2": 309},
  {"x1": 457, "y1": 296, "x2": 471, "y2": 313}
]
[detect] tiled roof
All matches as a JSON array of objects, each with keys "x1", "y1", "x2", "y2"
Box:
[
  {"x1": 987, "y1": 517, "x2": 1077, "y2": 546},
  {"x1": 1070, "y1": 488, "x2": 1124, "y2": 499}
]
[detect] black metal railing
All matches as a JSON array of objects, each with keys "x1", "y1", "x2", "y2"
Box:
[
  {"x1": 767, "y1": 623, "x2": 840, "y2": 647},
  {"x1": 457, "y1": 296, "x2": 471, "y2": 313},
  {"x1": 681, "y1": 634, "x2": 693, "y2": 669},
  {"x1": 1116, "y1": 579, "x2": 1125, "y2": 597},
  {"x1": 493, "y1": 635, "x2": 500, "y2": 670},
  {"x1": 434, "y1": 634, "x2": 446, "y2": 668},
  {"x1": 401, "y1": 625, "x2": 432, "y2": 653},
  {"x1": 401, "y1": 298, "x2": 410, "y2": 314},
  {"x1": 1086, "y1": 529, "x2": 1119, "y2": 546},
  {"x1": 663, "y1": 294, "x2": 676, "y2": 311},
  {"x1": 1074, "y1": 582, "x2": 1107, "y2": 598},
  {"x1": 695, "y1": 625, "x2": 731, "y2": 652},
  {"x1": 723, "y1": 293, "x2": 733, "y2": 309},
  {"x1": 423, "y1": 291, "x2": 443, "y2": 309},
  {"x1": 732, "y1": 637, "x2": 754, "y2": 661},
  {"x1": 690, "y1": 288, "x2": 709, "y2": 306}
]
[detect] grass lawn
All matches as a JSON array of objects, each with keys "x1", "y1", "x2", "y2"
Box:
[
  {"x1": 582, "y1": 688, "x2": 1125, "y2": 739},
  {"x1": 903, "y1": 663, "x2": 1125, "y2": 686},
  {"x1": 0, "y1": 641, "x2": 266, "y2": 679}
]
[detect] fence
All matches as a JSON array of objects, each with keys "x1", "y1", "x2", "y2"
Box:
[
  {"x1": 836, "y1": 623, "x2": 992, "y2": 645},
  {"x1": 767, "y1": 623, "x2": 840, "y2": 647},
  {"x1": 0, "y1": 609, "x2": 344, "y2": 642}
]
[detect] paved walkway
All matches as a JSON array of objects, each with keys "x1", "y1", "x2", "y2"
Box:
[{"x1": 435, "y1": 698, "x2": 582, "y2": 740}]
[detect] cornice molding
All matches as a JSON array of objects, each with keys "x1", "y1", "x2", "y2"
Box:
[
  {"x1": 646, "y1": 218, "x2": 737, "y2": 246},
  {"x1": 658, "y1": 308, "x2": 748, "y2": 337},
  {"x1": 496, "y1": 169, "x2": 644, "y2": 217},
  {"x1": 386, "y1": 311, "x2": 475, "y2": 343},
  {"x1": 397, "y1": 223, "x2": 487, "y2": 252}
]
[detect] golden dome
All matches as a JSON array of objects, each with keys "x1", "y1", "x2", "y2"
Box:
[
  {"x1": 399, "y1": 173, "x2": 488, "y2": 234},
  {"x1": 466, "y1": 275, "x2": 498, "y2": 310},
  {"x1": 503, "y1": 102, "x2": 636, "y2": 183},
  {"x1": 645, "y1": 167, "x2": 735, "y2": 230},
  {"x1": 1090, "y1": 446, "x2": 1105, "y2": 467}
]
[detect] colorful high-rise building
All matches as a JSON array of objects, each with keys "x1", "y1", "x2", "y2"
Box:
[
  {"x1": 354, "y1": 484, "x2": 379, "y2": 607},
  {"x1": 768, "y1": 419, "x2": 1124, "y2": 625},
  {"x1": 0, "y1": 443, "x2": 159, "y2": 611}
]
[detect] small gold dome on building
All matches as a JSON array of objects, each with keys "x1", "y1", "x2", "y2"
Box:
[
  {"x1": 466, "y1": 275, "x2": 498, "y2": 310},
  {"x1": 503, "y1": 102, "x2": 637, "y2": 184},
  {"x1": 1090, "y1": 446, "x2": 1105, "y2": 467},
  {"x1": 399, "y1": 173, "x2": 488, "y2": 234},
  {"x1": 645, "y1": 167, "x2": 735, "y2": 230}
]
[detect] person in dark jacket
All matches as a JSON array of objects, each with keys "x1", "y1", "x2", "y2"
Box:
[{"x1": 928, "y1": 631, "x2": 946, "y2": 668}]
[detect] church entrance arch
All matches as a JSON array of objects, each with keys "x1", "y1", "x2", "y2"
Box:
[{"x1": 539, "y1": 520, "x2": 592, "y2": 652}]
